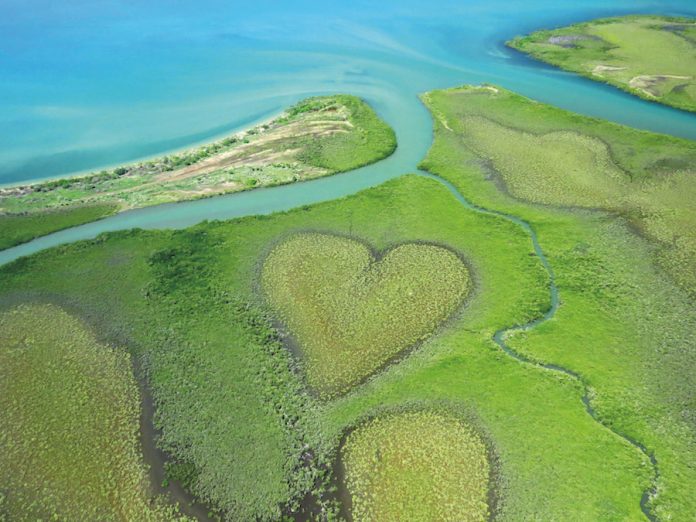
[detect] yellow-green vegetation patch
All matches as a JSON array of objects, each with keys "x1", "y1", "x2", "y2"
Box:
[
  {"x1": 261, "y1": 233, "x2": 470, "y2": 398},
  {"x1": 508, "y1": 15, "x2": 696, "y2": 112},
  {"x1": 341, "y1": 410, "x2": 491, "y2": 522},
  {"x1": 0, "y1": 303, "x2": 180, "y2": 520},
  {"x1": 458, "y1": 118, "x2": 629, "y2": 207}
]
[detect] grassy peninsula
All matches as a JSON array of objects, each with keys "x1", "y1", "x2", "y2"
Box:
[
  {"x1": 421, "y1": 84, "x2": 696, "y2": 520},
  {"x1": 0, "y1": 95, "x2": 396, "y2": 250},
  {"x1": 508, "y1": 15, "x2": 696, "y2": 112}
]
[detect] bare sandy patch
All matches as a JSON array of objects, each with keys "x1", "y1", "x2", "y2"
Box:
[
  {"x1": 592, "y1": 64, "x2": 627, "y2": 76},
  {"x1": 629, "y1": 74, "x2": 692, "y2": 97},
  {"x1": 155, "y1": 119, "x2": 351, "y2": 183}
]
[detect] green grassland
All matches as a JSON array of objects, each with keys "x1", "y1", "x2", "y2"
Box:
[
  {"x1": 423, "y1": 84, "x2": 696, "y2": 293},
  {"x1": 0, "y1": 203, "x2": 118, "y2": 250},
  {"x1": 0, "y1": 303, "x2": 182, "y2": 521},
  {"x1": 421, "y1": 84, "x2": 696, "y2": 520},
  {"x1": 262, "y1": 233, "x2": 470, "y2": 398},
  {"x1": 0, "y1": 94, "x2": 395, "y2": 250},
  {"x1": 341, "y1": 410, "x2": 491, "y2": 521},
  {"x1": 508, "y1": 15, "x2": 696, "y2": 112}
]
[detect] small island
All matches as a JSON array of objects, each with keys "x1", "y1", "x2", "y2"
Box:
[{"x1": 508, "y1": 15, "x2": 696, "y2": 112}]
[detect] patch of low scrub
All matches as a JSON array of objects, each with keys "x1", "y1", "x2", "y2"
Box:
[
  {"x1": 0, "y1": 203, "x2": 117, "y2": 250},
  {"x1": 341, "y1": 410, "x2": 491, "y2": 521},
  {"x1": 143, "y1": 229, "x2": 324, "y2": 521},
  {"x1": 458, "y1": 117, "x2": 629, "y2": 208},
  {"x1": 0, "y1": 303, "x2": 182, "y2": 520},
  {"x1": 294, "y1": 94, "x2": 396, "y2": 173}
]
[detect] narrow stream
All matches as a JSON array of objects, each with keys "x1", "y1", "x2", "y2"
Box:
[{"x1": 417, "y1": 170, "x2": 658, "y2": 521}]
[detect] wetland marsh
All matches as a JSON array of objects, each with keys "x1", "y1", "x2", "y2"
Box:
[{"x1": 2, "y1": 1, "x2": 696, "y2": 521}]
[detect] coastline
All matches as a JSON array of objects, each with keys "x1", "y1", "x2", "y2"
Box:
[
  {"x1": 0, "y1": 109, "x2": 284, "y2": 191},
  {"x1": 506, "y1": 14, "x2": 696, "y2": 114},
  {"x1": 0, "y1": 94, "x2": 397, "y2": 251}
]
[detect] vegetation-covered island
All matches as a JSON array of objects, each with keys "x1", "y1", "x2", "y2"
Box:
[{"x1": 507, "y1": 15, "x2": 696, "y2": 112}]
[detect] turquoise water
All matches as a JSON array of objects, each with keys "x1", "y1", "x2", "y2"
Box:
[{"x1": 1, "y1": 0, "x2": 695, "y2": 265}]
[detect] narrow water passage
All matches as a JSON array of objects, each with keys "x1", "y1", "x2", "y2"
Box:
[{"x1": 417, "y1": 170, "x2": 658, "y2": 521}]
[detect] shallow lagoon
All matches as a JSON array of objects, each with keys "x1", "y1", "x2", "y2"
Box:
[{"x1": 4, "y1": 0, "x2": 696, "y2": 184}]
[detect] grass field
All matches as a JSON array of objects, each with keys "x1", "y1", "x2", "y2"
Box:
[
  {"x1": 341, "y1": 410, "x2": 491, "y2": 521},
  {"x1": 0, "y1": 171, "x2": 652, "y2": 520},
  {"x1": 508, "y1": 15, "x2": 696, "y2": 112},
  {"x1": 0, "y1": 203, "x2": 117, "y2": 250},
  {"x1": 423, "y1": 84, "x2": 696, "y2": 293},
  {"x1": 0, "y1": 303, "x2": 181, "y2": 521},
  {"x1": 0, "y1": 95, "x2": 395, "y2": 249},
  {"x1": 262, "y1": 233, "x2": 470, "y2": 398}
]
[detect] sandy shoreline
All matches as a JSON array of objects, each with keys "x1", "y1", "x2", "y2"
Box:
[{"x1": 0, "y1": 109, "x2": 285, "y2": 191}]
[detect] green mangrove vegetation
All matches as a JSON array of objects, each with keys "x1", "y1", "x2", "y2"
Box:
[
  {"x1": 143, "y1": 234, "x2": 320, "y2": 521},
  {"x1": 0, "y1": 203, "x2": 117, "y2": 250},
  {"x1": 423, "y1": 84, "x2": 696, "y2": 292},
  {"x1": 0, "y1": 94, "x2": 395, "y2": 249},
  {"x1": 341, "y1": 410, "x2": 491, "y2": 521},
  {"x1": 508, "y1": 15, "x2": 696, "y2": 112},
  {"x1": 1, "y1": 78, "x2": 695, "y2": 521},
  {"x1": 0, "y1": 303, "x2": 183, "y2": 521},
  {"x1": 261, "y1": 233, "x2": 470, "y2": 398},
  {"x1": 421, "y1": 84, "x2": 696, "y2": 520},
  {"x1": 0, "y1": 169, "x2": 653, "y2": 520}
]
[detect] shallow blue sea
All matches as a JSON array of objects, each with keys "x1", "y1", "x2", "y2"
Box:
[
  {"x1": 1, "y1": 0, "x2": 696, "y2": 264},
  {"x1": 3, "y1": 0, "x2": 695, "y2": 185}
]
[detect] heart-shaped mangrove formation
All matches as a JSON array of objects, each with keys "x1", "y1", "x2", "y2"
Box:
[{"x1": 260, "y1": 232, "x2": 471, "y2": 398}]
